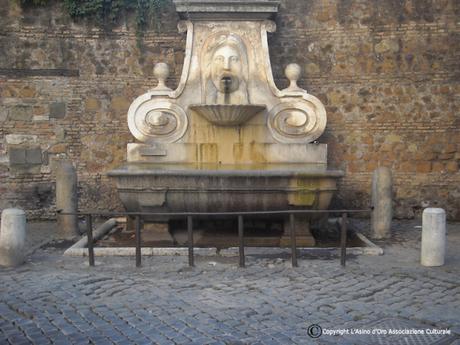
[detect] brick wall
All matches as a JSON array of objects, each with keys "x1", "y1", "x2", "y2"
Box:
[{"x1": 0, "y1": 0, "x2": 459, "y2": 220}]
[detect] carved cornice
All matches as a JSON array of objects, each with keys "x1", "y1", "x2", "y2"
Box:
[{"x1": 173, "y1": 0, "x2": 280, "y2": 20}]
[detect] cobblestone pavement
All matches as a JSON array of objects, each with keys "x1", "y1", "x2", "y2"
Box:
[{"x1": 0, "y1": 220, "x2": 459, "y2": 345}]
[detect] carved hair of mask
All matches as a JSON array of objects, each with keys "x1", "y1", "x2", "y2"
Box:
[{"x1": 202, "y1": 33, "x2": 249, "y2": 104}]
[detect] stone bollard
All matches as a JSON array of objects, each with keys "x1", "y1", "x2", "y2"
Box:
[
  {"x1": 0, "y1": 208, "x2": 27, "y2": 267},
  {"x1": 421, "y1": 208, "x2": 446, "y2": 267},
  {"x1": 371, "y1": 167, "x2": 393, "y2": 239},
  {"x1": 56, "y1": 161, "x2": 79, "y2": 238}
]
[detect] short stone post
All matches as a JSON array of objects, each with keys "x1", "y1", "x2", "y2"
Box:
[
  {"x1": 421, "y1": 208, "x2": 446, "y2": 267},
  {"x1": 56, "y1": 161, "x2": 79, "y2": 238},
  {"x1": 371, "y1": 167, "x2": 393, "y2": 239},
  {"x1": 0, "y1": 208, "x2": 27, "y2": 267}
]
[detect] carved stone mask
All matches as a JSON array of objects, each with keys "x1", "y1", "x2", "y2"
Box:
[{"x1": 211, "y1": 44, "x2": 242, "y2": 93}]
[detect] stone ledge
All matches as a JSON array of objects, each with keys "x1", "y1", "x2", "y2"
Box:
[{"x1": 64, "y1": 234, "x2": 383, "y2": 257}]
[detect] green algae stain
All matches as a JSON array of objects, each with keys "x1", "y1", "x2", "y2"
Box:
[{"x1": 288, "y1": 177, "x2": 319, "y2": 206}]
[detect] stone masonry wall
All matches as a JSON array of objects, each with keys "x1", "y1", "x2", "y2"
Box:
[{"x1": 0, "y1": 0, "x2": 459, "y2": 220}]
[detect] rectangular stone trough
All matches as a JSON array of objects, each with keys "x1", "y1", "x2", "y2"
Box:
[{"x1": 107, "y1": 163, "x2": 344, "y2": 216}]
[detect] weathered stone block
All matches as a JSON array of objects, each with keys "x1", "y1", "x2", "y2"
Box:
[
  {"x1": 48, "y1": 144, "x2": 68, "y2": 154},
  {"x1": 19, "y1": 86, "x2": 36, "y2": 98},
  {"x1": 54, "y1": 127, "x2": 66, "y2": 142},
  {"x1": 0, "y1": 107, "x2": 8, "y2": 122},
  {"x1": 110, "y1": 96, "x2": 130, "y2": 112},
  {"x1": 49, "y1": 102, "x2": 66, "y2": 119},
  {"x1": 416, "y1": 161, "x2": 431, "y2": 173},
  {"x1": 0, "y1": 155, "x2": 8, "y2": 165},
  {"x1": 5, "y1": 134, "x2": 38, "y2": 145},
  {"x1": 305, "y1": 63, "x2": 320, "y2": 74},
  {"x1": 432, "y1": 162, "x2": 444, "y2": 172},
  {"x1": 446, "y1": 161, "x2": 459, "y2": 172},
  {"x1": 438, "y1": 153, "x2": 454, "y2": 160},
  {"x1": 26, "y1": 148, "x2": 42, "y2": 164},
  {"x1": 33, "y1": 115, "x2": 50, "y2": 121},
  {"x1": 9, "y1": 105, "x2": 32, "y2": 121},
  {"x1": 444, "y1": 144, "x2": 457, "y2": 153},
  {"x1": 85, "y1": 97, "x2": 100, "y2": 111},
  {"x1": 8, "y1": 148, "x2": 27, "y2": 165}
]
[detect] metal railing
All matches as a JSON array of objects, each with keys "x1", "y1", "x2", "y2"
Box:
[{"x1": 58, "y1": 209, "x2": 371, "y2": 268}]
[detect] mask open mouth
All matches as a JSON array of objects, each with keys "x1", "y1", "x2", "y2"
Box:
[
  {"x1": 219, "y1": 73, "x2": 239, "y2": 93},
  {"x1": 220, "y1": 76, "x2": 233, "y2": 93}
]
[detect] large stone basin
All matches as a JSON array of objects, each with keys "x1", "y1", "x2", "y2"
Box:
[{"x1": 107, "y1": 163, "x2": 344, "y2": 215}]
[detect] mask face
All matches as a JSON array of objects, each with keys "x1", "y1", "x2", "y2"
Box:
[{"x1": 211, "y1": 44, "x2": 242, "y2": 93}]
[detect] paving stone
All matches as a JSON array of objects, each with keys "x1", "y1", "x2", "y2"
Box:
[{"x1": 88, "y1": 335, "x2": 113, "y2": 345}]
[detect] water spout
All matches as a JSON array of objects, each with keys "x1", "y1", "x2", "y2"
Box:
[{"x1": 220, "y1": 76, "x2": 232, "y2": 104}]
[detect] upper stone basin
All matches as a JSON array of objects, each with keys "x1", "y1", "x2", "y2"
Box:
[{"x1": 189, "y1": 104, "x2": 266, "y2": 126}]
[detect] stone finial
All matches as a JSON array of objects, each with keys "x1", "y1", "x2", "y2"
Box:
[
  {"x1": 152, "y1": 63, "x2": 172, "y2": 91},
  {"x1": 283, "y1": 63, "x2": 303, "y2": 92}
]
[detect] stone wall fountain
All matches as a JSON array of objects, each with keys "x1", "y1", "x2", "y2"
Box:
[{"x1": 108, "y1": 0, "x2": 344, "y2": 246}]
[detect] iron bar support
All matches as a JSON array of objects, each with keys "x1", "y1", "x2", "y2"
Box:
[
  {"x1": 340, "y1": 213, "x2": 347, "y2": 267},
  {"x1": 135, "y1": 215, "x2": 142, "y2": 267},
  {"x1": 59, "y1": 208, "x2": 368, "y2": 269},
  {"x1": 57, "y1": 209, "x2": 372, "y2": 218},
  {"x1": 187, "y1": 216, "x2": 194, "y2": 267},
  {"x1": 290, "y1": 213, "x2": 298, "y2": 267},
  {"x1": 86, "y1": 215, "x2": 95, "y2": 267},
  {"x1": 238, "y1": 215, "x2": 245, "y2": 268}
]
